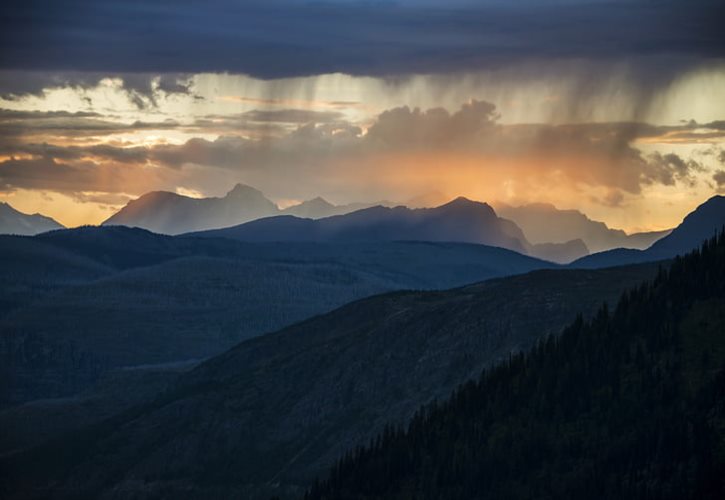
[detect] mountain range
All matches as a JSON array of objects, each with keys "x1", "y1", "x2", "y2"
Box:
[
  {"x1": 3, "y1": 193, "x2": 724, "y2": 408},
  {"x1": 101, "y1": 184, "x2": 673, "y2": 261},
  {"x1": 189, "y1": 197, "x2": 589, "y2": 263},
  {"x1": 101, "y1": 184, "x2": 385, "y2": 235},
  {"x1": 0, "y1": 202, "x2": 64, "y2": 236},
  {"x1": 4, "y1": 184, "x2": 690, "y2": 265},
  {"x1": 1, "y1": 195, "x2": 724, "y2": 498}
]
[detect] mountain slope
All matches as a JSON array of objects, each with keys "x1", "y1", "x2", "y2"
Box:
[
  {"x1": 573, "y1": 195, "x2": 725, "y2": 268},
  {"x1": 495, "y1": 201, "x2": 670, "y2": 253},
  {"x1": 0, "y1": 202, "x2": 64, "y2": 235},
  {"x1": 0, "y1": 261, "x2": 661, "y2": 499},
  {"x1": 307, "y1": 232, "x2": 725, "y2": 500},
  {"x1": 648, "y1": 195, "x2": 725, "y2": 256},
  {"x1": 102, "y1": 184, "x2": 279, "y2": 234},
  {"x1": 0, "y1": 227, "x2": 553, "y2": 405}
]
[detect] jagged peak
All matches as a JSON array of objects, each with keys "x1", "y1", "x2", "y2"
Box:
[
  {"x1": 225, "y1": 183, "x2": 265, "y2": 198},
  {"x1": 437, "y1": 196, "x2": 493, "y2": 212},
  {"x1": 303, "y1": 196, "x2": 334, "y2": 207}
]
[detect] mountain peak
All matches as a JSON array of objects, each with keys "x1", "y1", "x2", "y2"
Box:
[
  {"x1": 437, "y1": 196, "x2": 493, "y2": 212},
  {"x1": 313, "y1": 196, "x2": 332, "y2": 204},
  {"x1": 225, "y1": 183, "x2": 264, "y2": 198},
  {"x1": 301, "y1": 196, "x2": 334, "y2": 208},
  {"x1": 0, "y1": 200, "x2": 64, "y2": 235}
]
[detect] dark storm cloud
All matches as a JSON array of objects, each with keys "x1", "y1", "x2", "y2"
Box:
[
  {"x1": 366, "y1": 100, "x2": 498, "y2": 147},
  {"x1": 0, "y1": 1, "x2": 723, "y2": 79},
  {"x1": 0, "y1": 109, "x2": 102, "y2": 120},
  {"x1": 0, "y1": 155, "x2": 173, "y2": 195},
  {"x1": 644, "y1": 152, "x2": 704, "y2": 187},
  {"x1": 0, "y1": 142, "x2": 149, "y2": 163},
  {"x1": 0, "y1": 156, "x2": 138, "y2": 193}
]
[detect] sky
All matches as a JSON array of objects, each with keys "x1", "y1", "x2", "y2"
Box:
[{"x1": 0, "y1": 0, "x2": 724, "y2": 232}]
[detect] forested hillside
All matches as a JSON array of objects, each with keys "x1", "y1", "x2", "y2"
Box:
[
  {"x1": 0, "y1": 228, "x2": 552, "y2": 406},
  {"x1": 308, "y1": 231, "x2": 725, "y2": 500},
  {"x1": 0, "y1": 264, "x2": 659, "y2": 499}
]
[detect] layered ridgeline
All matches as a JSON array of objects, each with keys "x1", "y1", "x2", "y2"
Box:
[
  {"x1": 104, "y1": 184, "x2": 587, "y2": 263},
  {"x1": 0, "y1": 226, "x2": 552, "y2": 407},
  {"x1": 573, "y1": 195, "x2": 725, "y2": 268},
  {"x1": 102, "y1": 184, "x2": 379, "y2": 235},
  {"x1": 495, "y1": 201, "x2": 670, "y2": 253},
  {"x1": 190, "y1": 197, "x2": 589, "y2": 263},
  {"x1": 102, "y1": 184, "x2": 280, "y2": 234},
  {"x1": 0, "y1": 261, "x2": 660, "y2": 498},
  {"x1": 307, "y1": 232, "x2": 725, "y2": 500},
  {"x1": 0, "y1": 202, "x2": 64, "y2": 235}
]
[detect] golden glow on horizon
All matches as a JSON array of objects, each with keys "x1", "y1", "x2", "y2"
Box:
[
  {"x1": 0, "y1": 189, "x2": 122, "y2": 227},
  {"x1": 1, "y1": 65, "x2": 724, "y2": 232}
]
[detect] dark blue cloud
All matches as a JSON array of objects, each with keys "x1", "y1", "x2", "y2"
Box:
[{"x1": 0, "y1": 0, "x2": 723, "y2": 78}]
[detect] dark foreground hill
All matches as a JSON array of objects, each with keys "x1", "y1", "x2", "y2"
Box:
[
  {"x1": 308, "y1": 232, "x2": 725, "y2": 500},
  {"x1": 0, "y1": 227, "x2": 552, "y2": 406},
  {"x1": 0, "y1": 262, "x2": 660, "y2": 499}
]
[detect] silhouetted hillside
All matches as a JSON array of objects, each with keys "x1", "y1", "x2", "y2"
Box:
[
  {"x1": 0, "y1": 227, "x2": 553, "y2": 406},
  {"x1": 307, "y1": 231, "x2": 725, "y2": 500},
  {"x1": 0, "y1": 261, "x2": 660, "y2": 499}
]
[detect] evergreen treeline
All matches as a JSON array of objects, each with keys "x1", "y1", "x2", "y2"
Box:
[{"x1": 306, "y1": 230, "x2": 725, "y2": 500}]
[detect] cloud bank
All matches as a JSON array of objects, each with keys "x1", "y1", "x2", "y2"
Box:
[
  {"x1": 1, "y1": 1, "x2": 723, "y2": 79},
  {"x1": 0, "y1": 101, "x2": 716, "y2": 207}
]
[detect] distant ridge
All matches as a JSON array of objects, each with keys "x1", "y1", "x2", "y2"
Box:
[
  {"x1": 102, "y1": 184, "x2": 279, "y2": 235},
  {"x1": 190, "y1": 196, "x2": 588, "y2": 263},
  {"x1": 0, "y1": 202, "x2": 64, "y2": 235},
  {"x1": 281, "y1": 197, "x2": 380, "y2": 219},
  {"x1": 190, "y1": 197, "x2": 532, "y2": 255},
  {"x1": 102, "y1": 184, "x2": 390, "y2": 234},
  {"x1": 495, "y1": 201, "x2": 670, "y2": 253}
]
